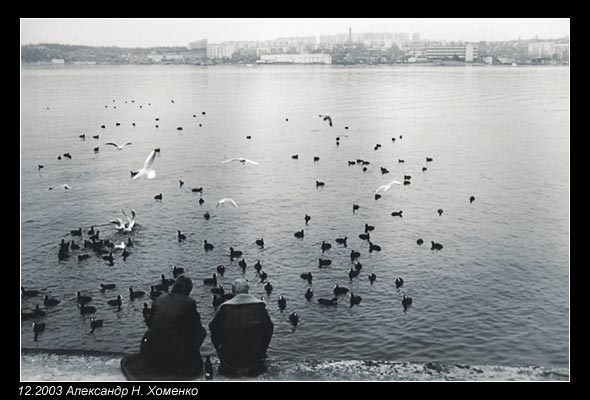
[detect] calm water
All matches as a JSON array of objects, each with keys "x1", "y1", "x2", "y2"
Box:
[{"x1": 20, "y1": 64, "x2": 569, "y2": 369}]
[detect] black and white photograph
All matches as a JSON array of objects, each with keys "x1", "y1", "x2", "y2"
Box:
[{"x1": 20, "y1": 18, "x2": 570, "y2": 383}]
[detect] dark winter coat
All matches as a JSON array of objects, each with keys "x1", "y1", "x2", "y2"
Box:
[
  {"x1": 140, "y1": 292, "x2": 207, "y2": 376},
  {"x1": 209, "y1": 294, "x2": 274, "y2": 370}
]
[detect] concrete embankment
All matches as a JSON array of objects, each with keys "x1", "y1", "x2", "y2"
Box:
[{"x1": 20, "y1": 349, "x2": 569, "y2": 381}]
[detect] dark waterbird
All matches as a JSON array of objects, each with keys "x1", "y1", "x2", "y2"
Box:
[
  {"x1": 192, "y1": 187, "x2": 203, "y2": 193},
  {"x1": 203, "y1": 274, "x2": 217, "y2": 286},
  {"x1": 395, "y1": 277, "x2": 404, "y2": 289},
  {"x1": 381, "y1": 167, "x2": 389, "y2": 174},
  {"x1": 316, "y1": 180, "x2": 325, "y2": 187},
  {"x1": 38, "y1": 164, "x2": 44, "y2": 170},
  {"x1": 238, "y1": 259, "x2": 247, "y2": 273},
  {"x1": 173, "y1": 265, "x2": 185, "y2": 277},
  {"x1": 431, "y1": 242, "x2": 443, "y2": 250},
  {"x1": 33, "y1": 322, "x2": 46, "y2": 341},
  {"x1": 70, "y1": 228, "x2": 82, "y2": 236},
  {"x1": 255, "y1": 238, "x2": 264, "y2": 248},
  {"x1": 77, "y1": 292, "x2": 92, "y2": 304},
  {"x1": 179, "y1": 180, "x2": 184, "y2": 187},
  {"x1": 350, "y1": 250, "x2": 361, "y2": 261},
  {"x1": 70, "y1": 241, "x2": 80, "y2": 250},
  {"x1": 322, "y1": 115, "x2": 333, "y2": 127},
  {"x1": 254, "y1": 260, "x2": 262, "y2": 274},
  {"x1": 300, "y1": 272, "x2": 313, "y2": 284},
  {"x1": 107, "y1": 295, "x2": 122, "y2": 311},
  {"x1": 438, "y1": 209, "x2": 444, "y2": 216},
  {"x1": 305, "y1": 288, "x2": 314, "y2": 301},
  {"x1": 422, "y1": 167, "x2": 427, "y2": 172},
  {"x1": 289, "y1": 312, "x2": 299, "y2": 331},
  {"x1": 321, "y1": 241, "x2": 332, "y2": 252},
  {"x1": 199, "y1": 198, "x2": 205, "y2": 205},
  {"x1": 216, "y1": 265, "x2": 226, "y2": 277},
  {"x1": 264, "y1": 282, "x2": 273, "y2": 296},
  {"x1": 259, "y1": 271, "x2": 268, "y2": 283},
  {"x1": 229, "y1": 247, "x2": 243, "y2": 259},
  {"x1": 294, "y1": 230, "x2": 304, "y2": 239},
  {"x1": 314, "y1": 156, "x2": 320, "y2": 162},
  {"x1": 354, "y1": 262, "x2": 363, "y2": 272},
  {"x1": 291, "y1": 154, "x2": 298, "y2": 159},
  {"x1": 318, "y1": 258, "x2": 332, "y2": 268},
  {"x1": 43, "y1": 295, "x2": 60, "y2": 307},
  {"x1": 391, "y1": 210, "x2": 403, "y2": 217},
  {"x1": 204, "y1": 212, "x2": 211, "y2": 220},
  {"x1": 426, "y1": 157, "x2": 433, "y2": 162},
  {"x1": 22, "y1": 287, "x2": 40, "y2": 298},
  {"x1": 333, "y1": 285, "x2": 349, "y2": 296},
  {"x1": 129, "y1": 287, "x2": 145, "y2": 300},
  {"x1": 89, "y1": 318, "x2": 104, "y2": 334},
  {"x1": 335, "y1": 236, "x2": 347, "y2": 247},
  {"x1": 359, "y1": 233, "x2": 370, "y2": 241},
  {"x1": 402, "y1": 295, "x2": 413, "y2": 311},
  {"x1": 177, "y1": 231, "x2": 186, "y2": 241},
  {"x1": 79, "y1": 303, "x2": 97, "y2": 315},
  {"x1": 374, "y1": 194, "x2": 381, "y2": 200},
  {"x1": 246, "y1": 135, "x2": 251, "y2": 139},
  {"x1": 417, "y1": 238, "x2": 424, "y2": 245},
  {"x1": 161, "y1": 275, "x2": 175, "y2": 287},
  {"x1": 350, "y1": 293, "x2": 362, "y2": 308},
  {"x1": 368, "y1": 241, "x2": 381, "y2": 253},
  {"x1": 365, "y1": 223, "x2": 375, "y2": 233},
  {"x1": 353, "y1": 204, "x2": 360, "y2": 213},
  {"x1": 318, "y1": 298, "x2": 338, "y2": 306},
  {"x1": 154, "y1": 193, "x2": 163, "y2": 201},
  {"x1": 22, "y1": 310, "x2": 35, "y2": 321},
  {"x1": 211, "y1": 286, "x2": 224, "y2": 296},
  {"x1": 122, "y1": 249, "x2": 131, "y2": 261},
  {"x1": 348, "y1": 268, "x2": 360, "y2": 281},
  {"x1": 204, "y1": 240, "x2": 214, "y2": 251},
  {"x1": 278, "y1": 296, "x2": 287, "y2": 312},
  {"x1": 368, "y1": 273, "x2": 377, "y2": 285},
  {"x1": 470, "y1": 195, "x2": 476, "y2": 204},
  {"x1": 304, "y1": 214, "x2": 311, "y2": 225}
]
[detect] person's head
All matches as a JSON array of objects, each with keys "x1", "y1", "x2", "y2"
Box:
[
  {"x1": 232, "y1": 279, "x2": 249, "y2": 295},
  {"x1": 171, "y1": 275, "x2": 193, "y2": 296}
]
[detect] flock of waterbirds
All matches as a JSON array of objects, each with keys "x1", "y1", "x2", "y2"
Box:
[{"x1": 24, "y1": 98, "x2": 478, "y2": 343}]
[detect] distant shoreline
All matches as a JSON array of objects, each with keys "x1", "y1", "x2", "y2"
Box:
[{"x1": 21, "y1": 62, "x2": 569, "y2": 68}]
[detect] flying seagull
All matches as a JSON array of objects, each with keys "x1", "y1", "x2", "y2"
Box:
[
  {"x1": 216, "y1": 198, "x2": 238, "y2": 208},
  {"x1": 375, "y1": 179, "x2": 402, "y2": 194},
  {"x1": 221, "y1": 158, "x2": 259, "y2": 165},
  {"x1": 132, "y1": 150, "x2": 157, "y2": 180},
  {"x1": 105, "y1": 141, "x2": 132, "y2": 150},
  {"x1": 110, "y1": 209, "x2": 136, "y2": 232}
]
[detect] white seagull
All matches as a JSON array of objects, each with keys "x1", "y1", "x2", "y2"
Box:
[
  {"x1": 47, "y1": 174, "x2": 82, "y2": 191},
  {"x1": 132, "y1": 150, "x2": 157, "y2": 180},
  {"x1": 106, "y1": 141, "x2": 132, "y2": 150},
  {"x1": 111, "y1": 209, "x2": 136, "y2": 232},
  {"x1": 114, "y1": 241, "x2": 126, "y2": 250},
  {"x1": 221, "y1": 157, "x2": 259, "y2": 165},
  {"x1": 375, "y1": 179, "x2": 402, "y2": 194},
  {"x1": 216, "y1": 198, "x2": 238, "y2": 208}
]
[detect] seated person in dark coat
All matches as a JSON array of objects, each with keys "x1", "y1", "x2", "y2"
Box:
[
  {"x1": 209, "y1": 278, "x2": 274, "y2": 376},
  {"x1": 140, "y1": 275, "x2": 207, "y2": 378}
]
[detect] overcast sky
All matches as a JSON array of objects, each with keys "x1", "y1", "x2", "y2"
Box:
[{"x1": 21, "y1": 18, "x2": 570, "y2": 48}]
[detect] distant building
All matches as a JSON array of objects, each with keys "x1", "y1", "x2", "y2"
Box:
[
  {"x1": 258, "y1": 53, "x2": 332, "y2": 64},
  {"x1": 412, "y1": 32, "x2": 421, "y2": 41},
  {"x1": 207, "y1": 43, "x2": 238, "y2": 60},
  {"x1": 51, "y1": 58, "x2": 65, "y2": 64},
  {"x1": 425, "y1": 44, "x2": 478, "y2": 62},
  {"x1": 188, "y1": 39, "x2": 208, "y2": 50},
  {"x1": 527, "y1": 41, "x2": 555, "y2": 58}
]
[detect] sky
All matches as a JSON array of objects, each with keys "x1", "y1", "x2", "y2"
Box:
[{"x1": 20, "y1": 18, "x2": 570, "y2": 48}]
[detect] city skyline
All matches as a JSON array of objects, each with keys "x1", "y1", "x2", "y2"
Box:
[{"x1": 21, "y1": 18, "x2": 570, "y2": 48}]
